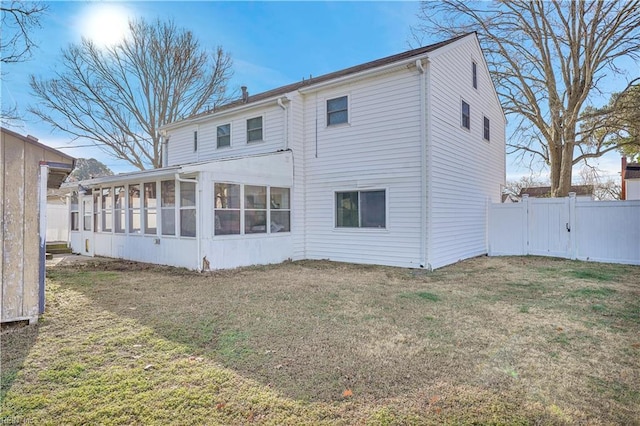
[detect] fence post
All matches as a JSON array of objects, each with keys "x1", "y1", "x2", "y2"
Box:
[
  {"x1": 522, "y1": 194, "x2": 529, "y2": 255},
  {"x1": 568, "y1": 192, "x2": 577, "y2": 260}
]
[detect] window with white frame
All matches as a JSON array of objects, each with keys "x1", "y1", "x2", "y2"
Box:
[
  {"x1": 217, "y1": 124, "x2": 231, "y2": 148},
  {"x1": 214, "y1": 183, "x2": 241, "y2": 235},
  {"x1": 180, "y1": 181, "x2": 196, "y2": 237},
  {"x1": 462, "y1": 100, "x2": 470, "y2": 130},
  {"x1": 161, "y1": 180, "x2": 175, "y2": 236},
  {"x1": 114, "y1": 186, "x2": 125, "y2": 233},
  {"x1": 247, "y1": 117, "x2": 263, "y2": 142},
  {"x1": 82, "y1": 198, "x2": 92, "y2": 231},
  {"x1": 327, "y1": 96, "x2": 348, "y2": 125},
  {"x1": 128, "y1": 184, "x2": 141, "y2": 234},
  {"x1": 270, "y1": 187, "x2": 290, "y2": 232},
  {"x1": 70, "y1": 191, "x2": 79, "y2": 231},
  {"x1": 193, "y1": 130, "x2": 198, "y2": 152},
  {"x1": 483, "y1": 116, "x2": 490, "y2": 141},
  {"x1": 245, "y1": 185, "x2": 267, "y2": 234},
  {"x1": 144, "y1": 182, "x2": 157, "y2": 235},
  {"x1": 93, "y1": 192, "x2": 100, "y2": 232},
  {"x1": 336, "y1": 190, "x2": 385, "y2": 228},
  {"x1": 101, "y1": 188, "x2": 112, "y2": 232},
  {"x1": 472, "y1": 61, "x2": 478, "y2": 89}
]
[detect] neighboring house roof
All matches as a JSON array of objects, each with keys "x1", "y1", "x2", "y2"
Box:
[
  {"x1": 624, "y1": 162, "x2": 640, "y2": 179},
  {"x1": 1, "y1": 127, "x2": 76, "y2": 188},
  {"x1": 519, "y1": 185, "x2": 594, "y2": 198},
  {"x1": 178, "y1": 32, "x2": 474, "y2": 123},
  {"x1": 501, "y1": 193, "x2": 519, "y2": 203}
]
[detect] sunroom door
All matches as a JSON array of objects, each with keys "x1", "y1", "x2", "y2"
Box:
[{"x1": 81, "y1": 194, "x2": 94, "y2": 256}]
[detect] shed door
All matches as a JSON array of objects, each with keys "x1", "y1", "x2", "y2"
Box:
[{"x1": 81, "y1": 195, "x2": 94, "y2": 256}]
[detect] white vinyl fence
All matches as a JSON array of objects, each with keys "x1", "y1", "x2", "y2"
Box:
[{"x1": 488, "y1": 194, "x2": 640, "y2": 265}]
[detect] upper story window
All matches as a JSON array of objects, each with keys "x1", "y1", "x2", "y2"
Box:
[
  {"x1": 462, "y1": 100, "x2": 470, "y2": 130},
  {"x1": 472, "y1": 61, "x2": 477, "y2": 89},
  {"x1": 336, "y1": 190, "x2": 385, "y2": 228},
  {"x1": 217, "y1": 124, "x2": 231, "y2": 148},
  {"x1": 247, "y1": 116, "x2": 263, "y2": 142},
  {"x1": 193, "y1": 131, "x2": 198, "y2": 152},
  {"x1": 484, "y1": 116, "x2": 491, "y2": 141},
  {"x1": 327, "y1": 96, "x2": 348, "y2": 125}
]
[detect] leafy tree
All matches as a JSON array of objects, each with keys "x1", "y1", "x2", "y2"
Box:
[
  {"x1": 581, "y1": 84, "x2": 640, "y2": 162},
  {"x1": 413, "y1": 0, "x2": 640, "y2": 196},
  {"x1": 30, "y1": 18, "x2": 233, "y2": 170},
  {"x1": 66, "y1": 158, "x2": 114, "y2": 182}
]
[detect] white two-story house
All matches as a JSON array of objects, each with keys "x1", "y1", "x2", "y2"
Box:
[{"x1": 68, "y1": 33, "x2": 506, "y2": 271}]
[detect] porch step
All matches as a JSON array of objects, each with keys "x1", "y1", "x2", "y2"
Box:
[{"x1": 46, "y1": 242, "x2": 72, "y2": 254}]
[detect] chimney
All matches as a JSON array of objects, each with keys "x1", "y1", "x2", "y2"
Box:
[
  {"x1": 621, "y1": 157, "x2": 627, "y2": 200},
  {"x1": 241, "y1": 86, "x2": 249, "y2": 103}
]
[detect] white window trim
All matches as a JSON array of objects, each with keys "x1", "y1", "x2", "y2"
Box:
[
  {"x1": 178, "y1": 180, "x2": 197, "y2": 239},
  {"x1": 461, "y1": 98, "x2": 471, "y2": 132},
  {"x1": 483, "y1": 115, "x2": 491, "y2": 142},
  {"x1": 246, "y1": 115, "x2": 265, "y2": 144},
  {"x1": 326, "y1": 94, "x2": 350, "y2": 127},
  {"x1": 216, "y1": 122, "x2": 232, "y2": 149},
  {"x1": 332, "y1": 187, "x2": 388, "y2": 231},
  {"x1": 143, "y1": 181, "x2": 159, "y2": 236}
]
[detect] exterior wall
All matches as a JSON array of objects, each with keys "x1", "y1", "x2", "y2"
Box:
[
  {"x1": 427, "y1": 37, "x2": 506, "y2": 269},
  {"x1": 46, "y1": 199, "x2": 69, "y2": 242},
  {"x1": 166, "y1": 103, "x2": 286, "y2": 166},
  {"x1": 301, "y1": 67, "x2": 424, "y2": 268},
  {"x1": 626, "y1": 179, "x2": 640, "y2": 200},
  {"x1": 1, "y1": 130, "x2": 72, "y2": 323}
]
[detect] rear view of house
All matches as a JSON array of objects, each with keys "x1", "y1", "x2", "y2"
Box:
[{"x1": 68, "y1": 33, "x2": 505, "y2": 271}]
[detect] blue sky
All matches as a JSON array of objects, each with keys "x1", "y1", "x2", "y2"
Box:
[{"x1": 1, "y1": 1, "x2": 632, "y2": 180}]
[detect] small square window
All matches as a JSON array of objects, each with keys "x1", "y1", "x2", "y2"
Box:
[
  {"x1": 484, "y1": 116, "x2": 490, "y2": 141},
  {"x1": 217, "y1": 124, "x2": 231, "y2": 148},
  {"x1": 472, "y1": 62, "x2": 477, "y2": 89},
  {"x1": 327, "y1": 96, "x2": 348, "y2": 125},
  {"x1": 247, "y1": 117, "x2": 263, "y2": 142},
  {"x1": 462, "y1": 101, "x2": 470, "y2": 130}
]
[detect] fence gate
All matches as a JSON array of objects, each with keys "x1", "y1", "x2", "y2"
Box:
[{"x1": 527, "y1": 197, "x2": 571, "y2": 258}]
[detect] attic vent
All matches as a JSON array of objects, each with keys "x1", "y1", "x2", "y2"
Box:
[{"x1": 241, "y1": 86, "x2": 249, "y2": 103}]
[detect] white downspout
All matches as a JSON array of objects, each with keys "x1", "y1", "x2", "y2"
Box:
[
  {"x1": 175, "y1": 173, "x2": 200, "y2": 271},
  {"x1": 277, "y1": 96, "x2": 289, "y2": 150},
  {"x1": 416, "y1": 58, "x2": 429, "y2": 269}
]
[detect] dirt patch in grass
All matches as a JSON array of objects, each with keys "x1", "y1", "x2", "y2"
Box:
[{"x1": 2, "y1": 256, "x2": 639, "y2": 424}]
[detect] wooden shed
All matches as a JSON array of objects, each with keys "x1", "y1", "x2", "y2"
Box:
[{"x1": 1, "y1": 127, "x2": 75, "y2": 324}]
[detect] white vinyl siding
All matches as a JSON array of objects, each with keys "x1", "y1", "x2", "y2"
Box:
[
  {"x1": 428, "y1": 36, "x2": 505, "y2": 269},
  {"x1": 302, "y1": 68, "x2": 423, "y2": 268}
]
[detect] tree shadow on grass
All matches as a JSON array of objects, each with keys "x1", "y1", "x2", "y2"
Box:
[{"x1": 1, "y1": 322, "x2": 39, "y2": 401}]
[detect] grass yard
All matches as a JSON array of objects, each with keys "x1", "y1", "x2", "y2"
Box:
[{"x1": 1, "y1": 256, "x2": 639, "y2": 425}]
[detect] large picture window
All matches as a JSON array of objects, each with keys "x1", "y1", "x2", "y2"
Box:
[
  {"x1": 161, "y1": 180, "x2": 175, "y2": 236},
  {"x1": 101, "y1": 188, "x2": 112, "y2": 232},
  {"x1": 214, "y1": 183, "x2": 240, "y2": 235},
  {"x1": 114, "y1": 186, "x2": 125, "y2": 233},
  {"x1": 327, "y1": 95, "x2": 348, "y2": 125},
  {"x1": 144, "y1": 182, "x2": 157, "y2": 235},
  {"x1": 245, "y1": 185, "x2": 267, "y2": 234},
  {"x1": 128, "y1": 184, "x2": 141, "y2": 234},
  {"x1": 180, "y1": 181, "x2": 196, "y2": 237},
  {"x1": 336, "y1": 190, "x2": 385, "y2": 228}
]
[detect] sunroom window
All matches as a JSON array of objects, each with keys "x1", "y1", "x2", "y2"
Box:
[
  {"x1": 160, "y1": 180, "x2": 175, "y2": 236},
  {"x1": 180, "y1": 181, "x2": 196, "y2": 237},
  {"x1": 214, "y1": 183, "x2": 240, "y2": 235}
]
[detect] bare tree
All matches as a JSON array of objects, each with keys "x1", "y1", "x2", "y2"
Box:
[
  {"x1": 30, "y1": 18, "x2": 233, "y2": 170},
  {"x1": 1, "y1": 1, "x2": 47, "y2": 126},
  {"x1": 413, "y1": 1, "x2": 640, "y2": 196},
  {"x1": 578, "y1": 166, "x2": 621, "y2": 200},
  {"x1": 505, "y1": 175, "x2": 549, "y2": 198},
  {"x1": 1, "y1": 0, "x2": 46, "y2": 64}
]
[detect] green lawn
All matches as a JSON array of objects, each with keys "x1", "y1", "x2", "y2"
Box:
[{"x1": 1, "y1": 256, "x2": 639, "y2": 425}]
